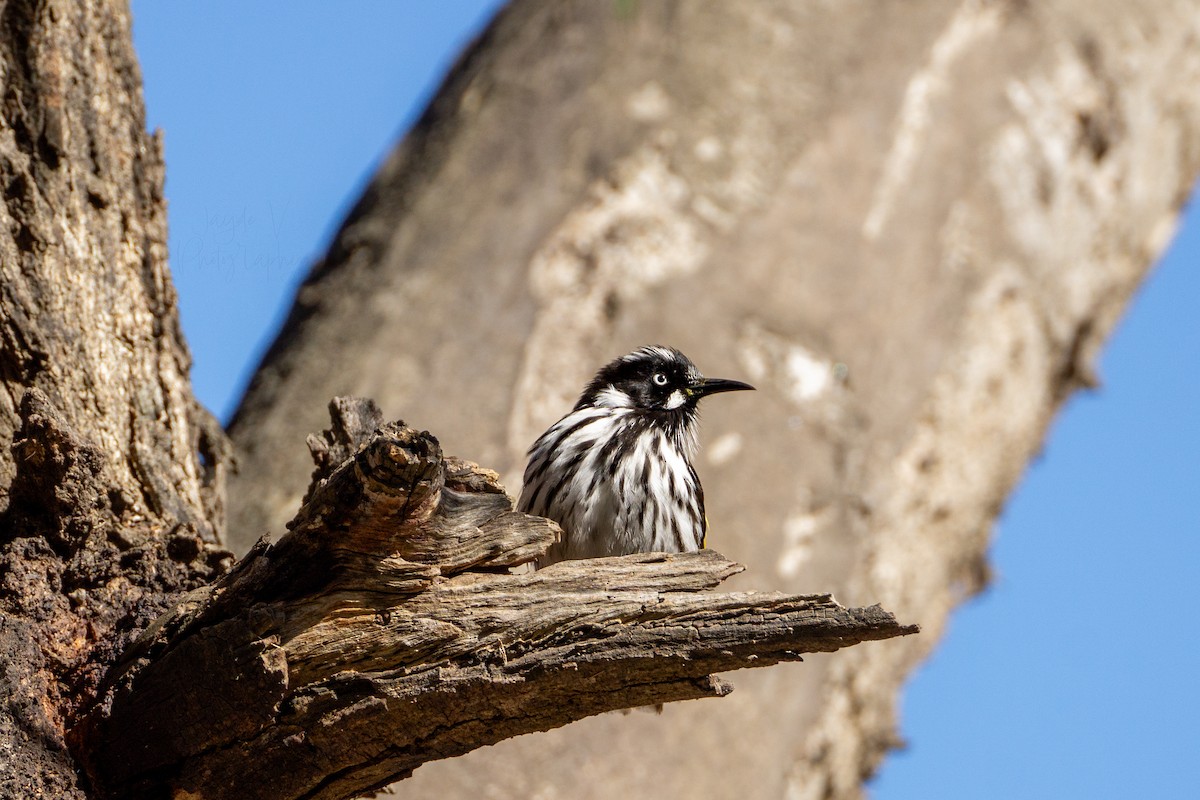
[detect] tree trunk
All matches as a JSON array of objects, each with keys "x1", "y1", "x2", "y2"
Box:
[
  {"x1": 223, "y1": 2, "x2": 1200, "y2": 799},
  {"x1": 0, "y1": 0, "x2": 229, "y2": 796},
  {"x1": 3, "y1": 0, "x2": 1199, "y2": 798},
  {"x1": 73, "y1": 398, "x2": 913, "y2": 800},
  {"x1": 0, "y1": 4, "x2": 915, "y2": 798}
]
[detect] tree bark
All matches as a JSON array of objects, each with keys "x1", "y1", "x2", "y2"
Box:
[
  {"x1": 75, "y1": 398, "x2": 913, "y2": 800},
  {"x1": 0, "y1": 5, "x2": 914, "y2": 797},
  {"x1": 223, "y1": 2, "x2": 1200, "y2": 799},
  {"x1": 4, "y1": 0, "x2": 1200, "y2": 798},
  {"x1": 0, "y1": 1, "x2": 228, "y2": 796}
]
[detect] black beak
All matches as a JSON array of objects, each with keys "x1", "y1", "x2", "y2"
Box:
[{"x1": 690, "y1": 377, "x2": 755, "y2": 398}]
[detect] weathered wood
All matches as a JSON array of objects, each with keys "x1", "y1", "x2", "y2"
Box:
[
  {"x1": 0, "y1": 2, "x2": 229, "y2": 795},
  {"x1": 76, "y1": 400, "x2": 916, "y2": 800},
  {"x1": 221, "y1": 3, "x2": 1200, "y2": 798},
  {"x1": 2, "y1": 2, "x2": 1196, "y2": 799}
]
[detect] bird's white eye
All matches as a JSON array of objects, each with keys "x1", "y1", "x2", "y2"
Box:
[{"x1": 652, "y1": 372, "x2": 668, "y2": 386}]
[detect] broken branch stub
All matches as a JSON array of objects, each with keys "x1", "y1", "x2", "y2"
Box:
[{"x1": 75, "y1": 397, "x2": 917, "y2": 800}]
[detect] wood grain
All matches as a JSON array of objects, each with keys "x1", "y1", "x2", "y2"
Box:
[{"x1": 77, "y1": 399, "x2": 916, "y2": 800}]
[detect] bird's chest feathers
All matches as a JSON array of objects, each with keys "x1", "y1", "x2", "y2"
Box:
[
  {"x1": 524, "y1": 408, "x2": 703, "y2": 556},
  {"x1": 592, "y1": 423, "x2": 701, "y2": 552}
]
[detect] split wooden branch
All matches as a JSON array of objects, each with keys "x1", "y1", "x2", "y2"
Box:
[{"x1": 74, "y1": 399, "x2": 917, "y2": 800}]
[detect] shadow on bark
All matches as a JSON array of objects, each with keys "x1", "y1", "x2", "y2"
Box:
[{"x1": 73, "y1": 398, "x2": 916, "y2": 800}]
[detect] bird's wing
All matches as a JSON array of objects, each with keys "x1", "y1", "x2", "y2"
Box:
[{"x1": 688, "y1": 462, "x2": 707, "y2": 549}]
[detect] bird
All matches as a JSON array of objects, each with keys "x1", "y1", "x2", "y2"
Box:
[{"x1": 518, "y1": 345, "x2": 754, "y2": 567}]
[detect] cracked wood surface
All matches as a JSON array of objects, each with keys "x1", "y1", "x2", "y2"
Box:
[
  {"x1": 77, "y1": 399, "x2": 915, "y2": 800},
  {"x1": 0, "y1": 2, "x2": 229, "y2": 796},
  {"x1": 222, "y1": 3, "x2": 1200, "y2": 798},
  {"x1": 1, "y1": 1, "x2": 1197, "y2": 798}
]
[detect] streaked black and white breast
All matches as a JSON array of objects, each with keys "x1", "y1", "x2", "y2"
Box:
[{"x1": 518, "y1": 345, "x2": 753, "y2": 567}]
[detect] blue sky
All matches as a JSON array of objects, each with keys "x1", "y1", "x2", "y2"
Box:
[
  {"x1": 131, "y1": 4, "x2": 1199, "y2": 798},
  {"x1": 872, "y1": 214, "x2": 1200, "y2": 799},
  {"x1": 131, "y1": 2, "x2": 507, "y2": 421}
]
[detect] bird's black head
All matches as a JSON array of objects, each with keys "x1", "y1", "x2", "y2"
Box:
[{"x1": 575, "y1": 345, "x2": 754, "y2": 413}]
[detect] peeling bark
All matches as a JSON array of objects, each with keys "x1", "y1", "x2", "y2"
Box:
[
  {"x1": 0, "y1": 3, "x2": 910, "y2": 795},
  {"x1": 222, "y1": 2, "x2": 1200, "y2": 798},
  {"x1": 76, "y1": 400, "x2": 914, "y2": 800},
  {"x1": 3, "y1": 1, "x2": 1199, "y2": 799},
  {"x1": 0, "y1": 2, "x2": 228, "y2": 796}
]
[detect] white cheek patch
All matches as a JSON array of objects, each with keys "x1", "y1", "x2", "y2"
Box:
[
  {"x1": 595, "y1": 385, "x2": 634, "y2": 408},
  {"x1": 665, "y1": 389, "x2": 686, "y2": 410}
]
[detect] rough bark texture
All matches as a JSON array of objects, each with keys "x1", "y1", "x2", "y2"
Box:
[
  {"x1": 3, "y1": 0, "x2": 1199, "y2": 798},
  {"x1": 0, "y1": 1, "x2": 913, "y2": 786},
  {"x1": 223, "y1": 2, "x2": 1200, "y2": 799},
  {"x1": 75, "y1": 399, "x2": 914, "y2": 800},
  {"x1": 0, "y1": 1, "x2": 229, "y2": 797}
]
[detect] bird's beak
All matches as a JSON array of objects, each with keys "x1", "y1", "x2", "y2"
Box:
[{"x1": 689, "y1": 377, "x2": 755, "y2": 398}]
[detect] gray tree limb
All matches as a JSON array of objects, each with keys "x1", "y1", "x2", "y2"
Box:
[
  {"x1": 222, "y1": 2, "x2": 1200, "y2": 798},
  {"x1": 76, "y1": 399, "x2": 915, "y2": 800},
  {"x1": 0, "y1": 3, "x2": 910, "y2": 796},
  {"x1": 3, "y1": 1, "x2": 1198, "y2": 798}
]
